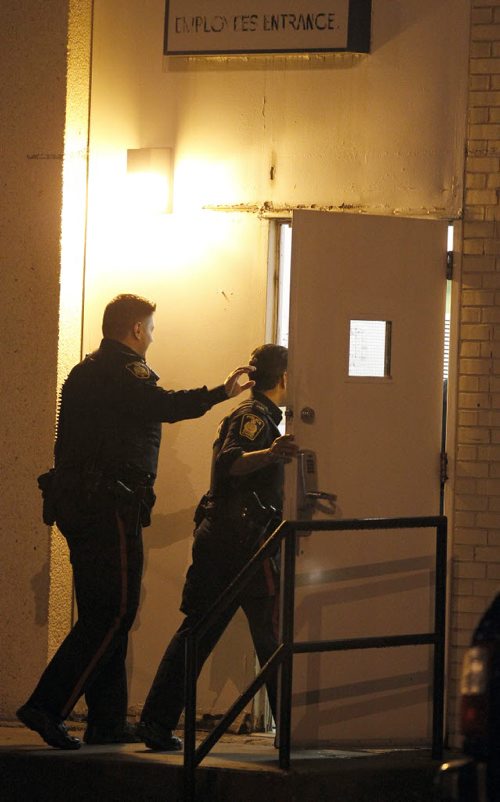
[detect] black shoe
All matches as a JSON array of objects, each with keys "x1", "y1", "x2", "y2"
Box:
[
  {"x1": 16, "y1": 703, "x2": 81, "y2": 750},
  {"x1": 137, "y1": 720, "x2": 183, "y2": 751},
  {"x1": 84, "y1": 722, "x2": 142, "y2": 745}
]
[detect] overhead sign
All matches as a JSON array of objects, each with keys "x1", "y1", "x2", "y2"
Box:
[{"x1": 164, "y1": 0, "x2": 371, "y2": 56}]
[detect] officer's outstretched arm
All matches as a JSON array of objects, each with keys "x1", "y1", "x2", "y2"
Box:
[{"x1": 229, "y1": 434, "x2": 298, "y2": 476}]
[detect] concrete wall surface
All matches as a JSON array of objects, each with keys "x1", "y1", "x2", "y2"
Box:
[{"x1": 0, "y1": 0, "x2": 70, "y2": 717}]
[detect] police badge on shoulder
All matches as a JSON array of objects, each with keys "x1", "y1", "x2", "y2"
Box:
[
  {"x1": 240, "y1": 413, "x2": 265, "y2": 441},
  {"x1": 126, "y1": 361, "x2": 150, "y2": 379}
]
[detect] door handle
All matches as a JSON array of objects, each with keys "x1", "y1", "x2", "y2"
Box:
[
  {"x1": 297, "y1": 450, "x2": 336, "y2": 513},
  {"x1": 304, "y1": 490, "x2": 337, "y2": 504}
]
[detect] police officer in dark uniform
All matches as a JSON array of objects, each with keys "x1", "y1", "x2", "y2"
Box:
[
  {"x1": 16, "y1": 294, "x2": 255, "y2": 750},
  {"x1": 138, "y1": 343, "x2": 298, "y2": 751}
]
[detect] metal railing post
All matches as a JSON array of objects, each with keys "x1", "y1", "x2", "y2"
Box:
[
  {"x1": 178, "y1": 514, "x2": 448, "y2": 796},
  {"x1": 432, "y1": 517, "x2": 448, "y2": 760},
  {"x1": 183, "y1": 634, "x2": 198, "y2": 802},
  {"x1": 278, "y1": 525, "x2": 296, "y2": 770}
]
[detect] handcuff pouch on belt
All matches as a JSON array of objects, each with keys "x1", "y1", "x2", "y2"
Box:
[{"x1": 37, "y1": 466, "x2": 101, "y2": 525}]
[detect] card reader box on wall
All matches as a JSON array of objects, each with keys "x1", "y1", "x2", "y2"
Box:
[{"x1": 164, "y1": 0, "x2": 371, "y2": 57}]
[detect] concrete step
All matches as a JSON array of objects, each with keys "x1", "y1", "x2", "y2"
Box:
[{"x1": 0, "y1": 726, "x2": 445, "y2": 802}]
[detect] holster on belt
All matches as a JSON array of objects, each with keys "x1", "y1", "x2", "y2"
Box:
[{"x1": 108, "y1": 477, "x2": 156, "y2": 527}]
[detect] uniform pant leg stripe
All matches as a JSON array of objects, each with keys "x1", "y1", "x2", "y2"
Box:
[
  {"x1": 60, "y1": 509, "x2": 128, "y2": 719},
  {"x1": 263, "y1": 558, "x2": 280, "y2": 640},
  {"x1": 272, "y1": 592, "x2": 280, "y2": 642},
  {"x1": 263, "y1": 558, "x2": 275, "y2": 596}
]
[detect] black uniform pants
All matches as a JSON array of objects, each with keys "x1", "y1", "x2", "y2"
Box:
[
  {"x1": 142, "y1": 515, "x2": 279, "y2": 730},
  {"x1": 141, "y1": 591, "x2": 279, "y2": 730},
  {"x1": 27, "y1": 492, "x2": 143, "y2": 727}
]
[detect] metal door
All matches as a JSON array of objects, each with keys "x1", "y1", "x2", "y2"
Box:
[{"x1": 286, "y1": 210, "x2": 447, "y2": 746}]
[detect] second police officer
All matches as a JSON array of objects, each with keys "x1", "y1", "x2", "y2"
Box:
[{"x1": 139, "y1": 343, "x2": 298, "y2": 750}]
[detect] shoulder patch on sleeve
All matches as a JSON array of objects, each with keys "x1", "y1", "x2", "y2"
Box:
[
  {"x1": 240, "y1": 413, "x2": 265, "y2": 441},
  {"x1": 125, "y1": 361, "x2": 151, "y2": 379}
]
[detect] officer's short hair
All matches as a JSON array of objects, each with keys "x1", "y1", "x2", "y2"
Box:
[
  {"x1": 249, "y1": 344, "x2": 288, "y2": 391},
  {"x1": 102, "y1": 294, "x2": 156, "y2": 339}
]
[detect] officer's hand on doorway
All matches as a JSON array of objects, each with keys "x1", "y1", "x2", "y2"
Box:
[
  {"x1": 268, "y1": 434, "x2": 299, "y2": 463},
  {"x1": 224, "y1": 365, "x2": 256, "y2": 397}
]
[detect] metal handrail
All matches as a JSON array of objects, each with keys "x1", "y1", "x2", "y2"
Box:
[{"x1": 183, "y1": 515, "x2": 448, "y2": 802}]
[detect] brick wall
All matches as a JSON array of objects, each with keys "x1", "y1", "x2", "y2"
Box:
[{"x1": 450, "y1": 0, "x2": 500, "y2": 745}]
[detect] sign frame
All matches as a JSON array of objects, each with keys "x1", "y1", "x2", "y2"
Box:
[{"x1": 164, "y1": 0, "x2": 371, "y2": 57}]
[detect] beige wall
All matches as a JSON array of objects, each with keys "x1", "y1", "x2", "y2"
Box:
[
  {"x1": 0, "y1": 1, "x2": 70, "y2": 717},
  {"x1": 83, "y1": 0, "x2": 471, "y2": 721},
  {"x1": 0, "y1": 0, "x2": 93, "y2": 719}
]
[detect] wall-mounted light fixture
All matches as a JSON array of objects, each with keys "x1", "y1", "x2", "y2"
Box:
[{"x1": 126, "y1": 147, "x2": 173, "y2": 214}]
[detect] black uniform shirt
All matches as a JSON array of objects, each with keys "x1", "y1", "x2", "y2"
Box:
[
  {"x1": 55, "y1": 338, "x2": 227, "y2": 480},
  {"x1": 212, "y1": 391, "x2": 284, "y2": 512}
]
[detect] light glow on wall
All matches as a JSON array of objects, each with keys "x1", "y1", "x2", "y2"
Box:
[
  {"x1": 173, "y1": 155, "x2": 238, "y2": 211},
  {"x1": 126, "y1": 172, "x2": 171, "y2": 215},
  {"x1": 84, "y1": 149, "x2": 238, "y2": 284},
  {"x1": 126, "y1": 148, "x2": 173, "y2": 214}
]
